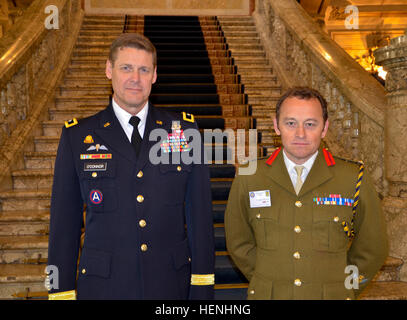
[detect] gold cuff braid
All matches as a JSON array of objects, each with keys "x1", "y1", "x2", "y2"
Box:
[
  {"x1": 190, "y1": 274, "x2": 215, "y2": 286},
  {"x1": 48, "y1": 290, "x2": 76, "y2": 300}
]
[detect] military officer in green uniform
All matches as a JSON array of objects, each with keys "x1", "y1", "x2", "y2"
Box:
[{"x1": 225, "y1": 87, "x2": 388, "y2": 300}]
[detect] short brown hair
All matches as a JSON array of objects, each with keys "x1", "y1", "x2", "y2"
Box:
[
  {"x1": 275, "y1": 87, "x2": 328, "y2": 123},
  {"x1": 108, "y1": 33, "x2": 157, "y2": 67}
]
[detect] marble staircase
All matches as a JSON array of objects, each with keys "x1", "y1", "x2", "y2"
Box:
[{"x1": 0, "y1": 14, "x2": 406, "y2": 300}]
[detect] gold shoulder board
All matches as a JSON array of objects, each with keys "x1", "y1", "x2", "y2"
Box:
[
  {"x1": 65, "y1": 118, "x2": 78, "y2": 128},
  {"x1": 182, "y1": 112, "x2": 195, "y2": 123}
]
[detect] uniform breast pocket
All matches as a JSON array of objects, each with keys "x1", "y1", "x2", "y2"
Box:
[
  {"x1": 79, "y1": 161, "x2": 117, "y2": 213},
  {"x1": 250, "y1": 207, "x2": 279, "y2": 251},
  {"x1": 312, "y1": 205, "x2": 352, "y2": 252},
  {"x1": 158, "y1": 163, "x2": 192, "y2": 205}
]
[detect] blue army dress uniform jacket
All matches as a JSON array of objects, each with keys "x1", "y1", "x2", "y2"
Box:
[
  {"x1": 225, "y1": 147, "x2": 388, "y2": 300},
  {"x1": 47, "y1": 102, "x2": 215, "y2": 300}
]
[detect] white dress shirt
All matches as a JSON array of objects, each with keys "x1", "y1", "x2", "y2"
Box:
[
  {"x1": 112, "y1": 98, "x2": 149, "y2": 142},
  {"x1": 283, "y1": 149, "x2": 319, "y2": 190}
]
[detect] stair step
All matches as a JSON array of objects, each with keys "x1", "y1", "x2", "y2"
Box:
[
  {"x1": 233, "y1": 57, "x2": 268, "y2": 65},
  {"x1": 82, "y1": 18, "x2": 125, "y2": 25},
  {"x1": 79, "y1": 30, "x2": 124, "y2": 37},
  {"x1": 214, "y1": 226, "x2": 226, "y2": 251},
  {"x1": 54, "y1": 97, "x2": 109, "y2": 109},
  {"x1": 216, "y1": 16, "x2": 253, "y2": 21},
  {"x1": 0, "y1": 210, "x2": 49, "y2": 223},
  {"x1": 0, "y1": 222, "x2": 48, "y2": 238},
  {"x1": 229, "y1": 50, "x2": 265, "y2": 57},
  {"x1": 0, "y1": 264, "x2": 47, "y2": 299},
  {"x1": 0, "y1": 189, "x2": 51, "y2": 211},
  {"x1": 24, "y1": 152, "x2": 56, "y2": 170},
  {"x1": 217, "y1": 21, "x2": 255, "y2": 27},
  {"x1": 215, "y1": 255, "x2": 247, "y2": 284},
  {"x1": 0, "y1": 235, "x2": 48, "y2": 250},
  {"x1": 220, "y1": 26, "x2": 257, "y2": 31},
  {"x1": 222, "y1": 31, "x2": 259, "y2": 37},
  {"x1": 57, "y1": 86, "x2": 112, "y2": 97},
  {"x1": 237, "y1": 66, "x2": 274, "y2": 74},
  {"x1": 214, "y1": 284, "x2": 248, "y2": 300},
  {"x1": 228, "y1": 44, "x2": 262, "y2": 51},
  {"x1": 222, "y1": 38, "x2": 260, "y2": 45},
  {"x1": 11, "y1": 169, "x2": 53, "y2": 190},
  {"x1": 359, "y1": 281, "x2": 407, "y2": 300},
  {"x1": 0, "y1": 264, "x2": 46, "y2": 283}
]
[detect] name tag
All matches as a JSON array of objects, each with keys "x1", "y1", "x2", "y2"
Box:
[
  {"x1": 249, "y1": 190, "x2": 271, "y2": 208},
  {"x1": 84, "y1": 162, "x2": 107, "y2": 171}
]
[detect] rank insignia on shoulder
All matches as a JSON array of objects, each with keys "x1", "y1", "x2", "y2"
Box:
[
  {"x1": 83, "y1": 135, "x2": 94, "y2": 144},
  {"x1": 65, "y1": 118, "x2": 78, "y2": 128},
  {"x1": 322, "y1": 148, "x2": 335, "y2": 166},
  {"x1": 182, "y1": 112, "x2": 195, "y2": 123},
  {"x1": 266, "y1": 147, "x2": 282, "y2": 166}
]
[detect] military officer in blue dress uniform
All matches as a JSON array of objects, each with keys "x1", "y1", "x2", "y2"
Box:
[{"x1": 46, "y1": 33, "x2": 215, "y2": 300}]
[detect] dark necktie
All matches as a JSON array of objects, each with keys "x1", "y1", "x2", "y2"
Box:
[{"x1": 129, "y1": 116, "x2": 142, "y2": 156}]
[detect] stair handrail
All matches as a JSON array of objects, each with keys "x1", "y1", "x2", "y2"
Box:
[
  {"x1": 0, "y1": 0, "x2": 83, "y2": 190},
  {"x1": 253, "y1": 0, "x2": 386, "y2": 194}
]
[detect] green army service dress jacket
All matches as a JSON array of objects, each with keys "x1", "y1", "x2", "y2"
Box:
[{"x1": 225, "y1": 147, "x2": 388, "y2": 300}]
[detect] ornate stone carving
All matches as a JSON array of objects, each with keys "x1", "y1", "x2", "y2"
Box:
[
  {"x1": 385, "y1": 68, "x2": 407, "y2": 92},
  {"x1": 0, "y1": 0, "x2": 82, "y2": 151},
  {"x1": 328, "y1": 7, "x2": 347, "y2": 21}
]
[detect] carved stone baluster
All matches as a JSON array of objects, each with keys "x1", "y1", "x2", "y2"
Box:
[{"x1": 374, "y1": 32, "x2": 407, "y2": 280}]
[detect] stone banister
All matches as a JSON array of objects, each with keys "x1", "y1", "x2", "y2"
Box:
[
  {"x1": 253, "y1": 0, "x2": 386, "y2": 193},
  {"x1": 0, "y1": 0, "x2": 83, "y2": 190}
]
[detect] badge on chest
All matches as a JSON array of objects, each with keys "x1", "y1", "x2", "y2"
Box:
[{"x1": 249, "y1": 190, "x2": 271, "y2": 208}]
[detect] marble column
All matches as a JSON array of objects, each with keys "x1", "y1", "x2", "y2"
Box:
[{"x1": 374, "y1": 31, "x2": 407, "y2": 280}]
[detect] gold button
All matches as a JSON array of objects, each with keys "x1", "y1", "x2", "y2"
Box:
[
  {"x1": 81, "y1": 269, "x2": 86, "y2": 274},
  {"x1": 256, "y1": 213, "x2": 261, "y2": 219},
  {"x1": 92, "y1": 172, "x2": 97, "y2": 178},
  {"x1": 295, "y1": 201, "x2": 302, "y2": 208},
  {"x1": 177, "y1": 166, "x2": 182, "y2": 172},
  {"x1": 293, "y1": 251, "x2": 301, "y2": 259},
  {"x1": 333, "y1": 216, "x2": 339, "y2": 222},
  {"x1": 141, "y1": 244, "x2": 148, "y2": 252},
  {"x1": 249, "y1": 289, "x2": 255, "y2": 295},
  {"x1": 294, "y1": 279, "x2": 302, "y2": 286},
  {"x1": 137, "y1": 195, "x2": 144, "y2": 203},
  {"x1": 137, "y1": 170, "x2": 143, "y2": 178},
  {"x1": 139, "y1": 219, "x2": 146, "y2": 228},
  {"x1": 294, "y1": 225, "x2": 301, "y2": 233},
  {"x1": 188, "y1": 257, "x2": 192, "y2": 262}
]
